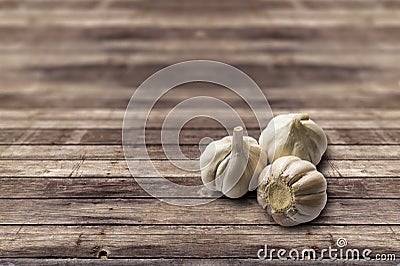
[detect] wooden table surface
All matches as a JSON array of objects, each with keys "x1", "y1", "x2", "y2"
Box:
[{"x1": 0, "y1": 0, "x2": 399, "y2": 265}]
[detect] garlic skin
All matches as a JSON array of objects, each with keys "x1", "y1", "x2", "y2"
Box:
[
  {"x1": 200, "y1": 126, "x2": 268, "y2": 198},
  {"x1": 259, "y1": 113, "x2": 327, "y2": 165},
  {"x1": 257, "y1": 156, "x2": 327, "y2": 226}
]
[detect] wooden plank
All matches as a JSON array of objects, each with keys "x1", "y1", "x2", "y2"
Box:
[
  {"x1": 324, "y1": 145, "x2": 400, "y2": 160},
  {"x1": 2, "y1": 26, "x2": 400, "y2": 55},
  {"x1": 0, "y1": 129, "x2": 398, "y2": 145},
  {"x1": 0, "y1": 198, "x2": 398, "y2": 224},
  {"x1": 325, "y1": 129, "x2": 400, "y2": 145},
  {"x1": 133, "y1": 128, "x2": 400, "y2": 146},
  {"x1": 0, "y1": 225, "x2": 398, "y2": 258},
  {"x1": 3, "y1": 82, "x2": 399, "y2": 98},
  {"x1": 0, "y1": 108, "x2": 400, "y2": 121},
  {"x1": 1, "y1": 0, "x2": 400, "y2": 11},
  {"x1": 0, "y1": 159, "x2": 397, "y2": 178},
  {"x1": 0, "y1": 0, "x2": 400, "y2": 11},
  {"x1": 2, "y1": 80, "x2": 397, "y2": 96},
  {"x1": 1, "y1": 11, "x2": 400, "y2": 28},
  {"x1": 0, "y1": 177, "x2": 397, "y2": 199},
  {"x1": 1, "y1": 119, "x2": 400, "y2": 129},
  {"x1": 0, "y1": 258, "x2": 392, "y2": 265},
  {"x1": 1, "y1": 107, "x2": 400, "y2": 130},
  {"x1": 0, "y1": 107, "x2": 400, "y2": 120},
  {"x1": 1, "y1": 108, "x2": 400, "y2": 120},
  {"x1": 1, "y1": 54, "x2": 400, "y2": 74},
  {"x1": 0, "y1": 145, "x2": 399, "y2": 160},
  {"x1": 2, "y1": 39, "x2": 400, "y2": 54},
  {"x1": 3, "y1": 9, "x2": 400, "y2": 17},
  {"x1": 1, "y1": 25, "x2": 399, "y2": 61},
  {"x1": 1, "y1": 47, "x2": 400, "y2": 66},
  {"x1": 6, "y1": 94, "x2": 400, "y2": 109},
  {"x1": 0, "y1": 82, "x2": 398, "y2": 108}
]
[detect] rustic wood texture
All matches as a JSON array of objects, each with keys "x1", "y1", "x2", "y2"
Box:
[
  {"x1": 0, "y1": 0, "x2": 399, "y2": 264},
  {"x1": 0, "y1": 225, "x2": 398, "y2": 257},
  {"x1": 0, "y1": 259, "x2": 392, "y2": 266}
]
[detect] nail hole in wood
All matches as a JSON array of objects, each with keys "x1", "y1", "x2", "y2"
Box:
[{"x1": 98, "y1": 249, "x2": 109, "y2": 260}]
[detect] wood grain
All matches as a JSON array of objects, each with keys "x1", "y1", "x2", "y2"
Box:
[
  {"x1": 0, "y1": 82, "x2": 399, "y2": 109},
  {"x1": 0, "y1": 159, "x2": 397, "y2": 177},
  {"x1": 0, "y1": 198, "x2": 399, "y2": 225},
  {"x1": 1, "y1": 108, "x2": 399, "y2": 120},
  {"x1": 0, "y1": 225, "x2": 398, "y2": 258},
  {"x1": 0, "y1": 129, "x2": 399, "y2": 145},
  {"x1": 0, "y1": 0, "x2": 399, "y2": 262},
  {"x1": 1, "y1": 119, "x2": 400, "y2": 129},
  {"x1": 0, "y1": 259, "x2": 392, "y2": 265},
  {"x1": 1, "y1": 0, "x2": 400, "y2": 11},
  {"x1": 0, "y1": 177, "x2": 398, "y2": 199},
  {"x1": 0, "y1": 145, "x2": 399, "y2": 160}
]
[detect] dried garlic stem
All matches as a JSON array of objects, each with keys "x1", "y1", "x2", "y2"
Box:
[{"x1": 232, "y1": 126, "x2": 244, "y2": 153}]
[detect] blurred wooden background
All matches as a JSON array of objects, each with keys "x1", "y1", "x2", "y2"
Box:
[{"x1": 0, "y1": 0, "x2": 399, "y2": 264}]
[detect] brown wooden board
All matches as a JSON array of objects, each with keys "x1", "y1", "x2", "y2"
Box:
[{"x1": 0, "y1": 0, "x2": 399, "y2": 263}]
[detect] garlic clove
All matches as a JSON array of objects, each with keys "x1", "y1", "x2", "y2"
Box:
[
  {"x1": 292, "y1": 171, "x2": 327, "y2": 196},
  {"x1": 282, "y1": 208, "x2": 312, "y2": 225},
  {"x1": 257, "y1": 156, "x2": 327, "y2": 226},
  {"x1": 270, "y1": 155, "x2": 299, "y2": 178},
  {"x1": 216, "y1": 154, "x2": 251, "y2": 198},
  {"x1": 215, "y1": 150, "x2": 249, "y2": 197},
  {"x1": 284, "y1": 159, "x2": 315, "y2": 183},
  {"x1": 259, "y1": 113, "x2": 327, "y2": 165},
  {"x1": 256, "y1": 165, "x2": 271, "y2": 209},
  {"x1": 199, "y1": 136, "x2": 232, "y2": 190},
  {"x1": 200, "y1": 126, "x2": 267, "y2": 198},
  {"x1": 294, "y1": 192, "x2": 327, "y2": 216},
  {"x1": 247, "y1": 143, "x2": 267, "y2": 191}
]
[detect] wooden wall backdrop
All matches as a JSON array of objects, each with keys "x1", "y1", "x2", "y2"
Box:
[{"x1": 0, "y1": 0, "x2": 399, "y2": 265}]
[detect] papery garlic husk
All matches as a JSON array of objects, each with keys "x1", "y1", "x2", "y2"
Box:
[
  {"x1": 200, "y1": 126, "x2": 268, "y2": 198},
  {"x1": 259, "y1": 113, "x2": 327, "y2": 165},
  {"x1": 257, "y1": 156, "x2": 327, "y2": 226}
]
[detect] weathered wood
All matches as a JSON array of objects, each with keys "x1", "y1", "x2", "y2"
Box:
[
  {"x1": 0, "y1": 129, "x2": 398, "y2": 145},
  {"x1": 1, "y1": 119, "x2": 400, "y2": 129},
  {"x1": 0, "y1": 159, "x2": 397, "y2": 178},
  {"x1": 0, "y1": 0, "x2": 399, "y2": 262},
  {"x1": 0, "y1": 0, "x2": 400, "y2": 10},
  {"x1": 0, "y1": 81, "x2": 398, "y2": 108},
  {"x1": 2, "y1": 53, "x2": 400, "y2": 71},
  {"x1": 2, "y1": 10, "x2": 400, "y2": 27},
  {"x1": 0, "y1": 145, "x2": 398, "y2": 160},
  {"x1": 1, "y1": 0, "x2": 400, "y2": 11},
  {"x1": 0, "y1": 258, "x2": 393, "y2": 266},
  {"x1": 0, "y1": 225, "x2": 398, "y2": 258},
  {"x1": 2, "y1": 34, "x2": 398, "y2": 64},
  {"x1": 0, "y1": 108, "x2": 399, "y2": 120},
  {"x1": 1, "y1": 81, "x2": 399, "y2": 98},
  {"x1": 3, "y1": 94, "x2": 399, "y2": 109},
  {"x1": 3, "y1": 40, "x2": 400, "y2": 55},
  {"x1": 0, "y1": 198, "x2": 398, "y2": 225},
  {"x1": 0, "y1": 177, "x2": 397, "y2": 199}
]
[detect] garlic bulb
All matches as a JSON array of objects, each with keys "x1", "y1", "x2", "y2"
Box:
[
  {"x1": 257, "y1": 156, "x2": 327, "y2": 226},
  {"x1": 200, "y1": 126, "x2": 267, "y2": 198},
  {"x1": 259, "y1": 113, "x2": 327, "y2": 165}
]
